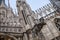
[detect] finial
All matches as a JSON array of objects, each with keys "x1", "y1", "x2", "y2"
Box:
[
  {"x1": 1, "y1": 0, "x2": 5, "y2": 4},
  {"x1": 8, "y1": 0, "x2": 10, "y2": 8}
]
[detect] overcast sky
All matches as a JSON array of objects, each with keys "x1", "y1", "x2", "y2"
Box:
[{"x1": 5, "y1": 0, "x2": 50, "y2": 11}]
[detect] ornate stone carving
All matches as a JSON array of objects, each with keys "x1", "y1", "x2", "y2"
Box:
[{"x1": 54, "y1": 18, "x2": 60, "y2": 31}]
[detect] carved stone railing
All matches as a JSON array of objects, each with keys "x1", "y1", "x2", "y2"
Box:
[
  {"x1": 0, "y1": 21, "x2": 24, "y2": 34},
  {"x1": 43, "y1": 11, "x2": 56, "y2": 19},
  {"x1": 0, "y1": 21, "x2": 21, "y2": 27},
  {"x1": 0, "y1": 26, "x2": 23, "y2": 33}
]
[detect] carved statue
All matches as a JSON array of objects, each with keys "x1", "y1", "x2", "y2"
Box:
[{"x1": 33, "y1": 17, "x2": 46, "y2": 35}]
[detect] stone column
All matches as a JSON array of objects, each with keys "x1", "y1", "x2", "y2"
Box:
[
  {"x1": 29, "y1": 33, "x2": 33, "y2": 40},
  {"x1": 21, "y1": 37, "x2": 23, "y2": 40},
  {"x1": 17, "y1": 37, "x2": 23, "y2": 40},
  {"x1": 38, "y1": 31, "x2": 46, "y2": 40},
  {"x1": 28, "y1": 30, "x2": 33, "y2": 40},
  {"x1": 17, "y1": 37, "x2": 21, "y2": 40},
  {"x1": 23, "y1": 33, "x2": 28, "y2": 40},
  {"x1": 38, "y1": 32, "x2": 41, "y2": 40},
  {"x1": 8, "y1": 38, "x2": 11, "y2": 40}
]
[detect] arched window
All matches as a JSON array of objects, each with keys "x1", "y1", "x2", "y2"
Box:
[{"x1": 2, "y1": 11, "x2": 5, "y2": 17}]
